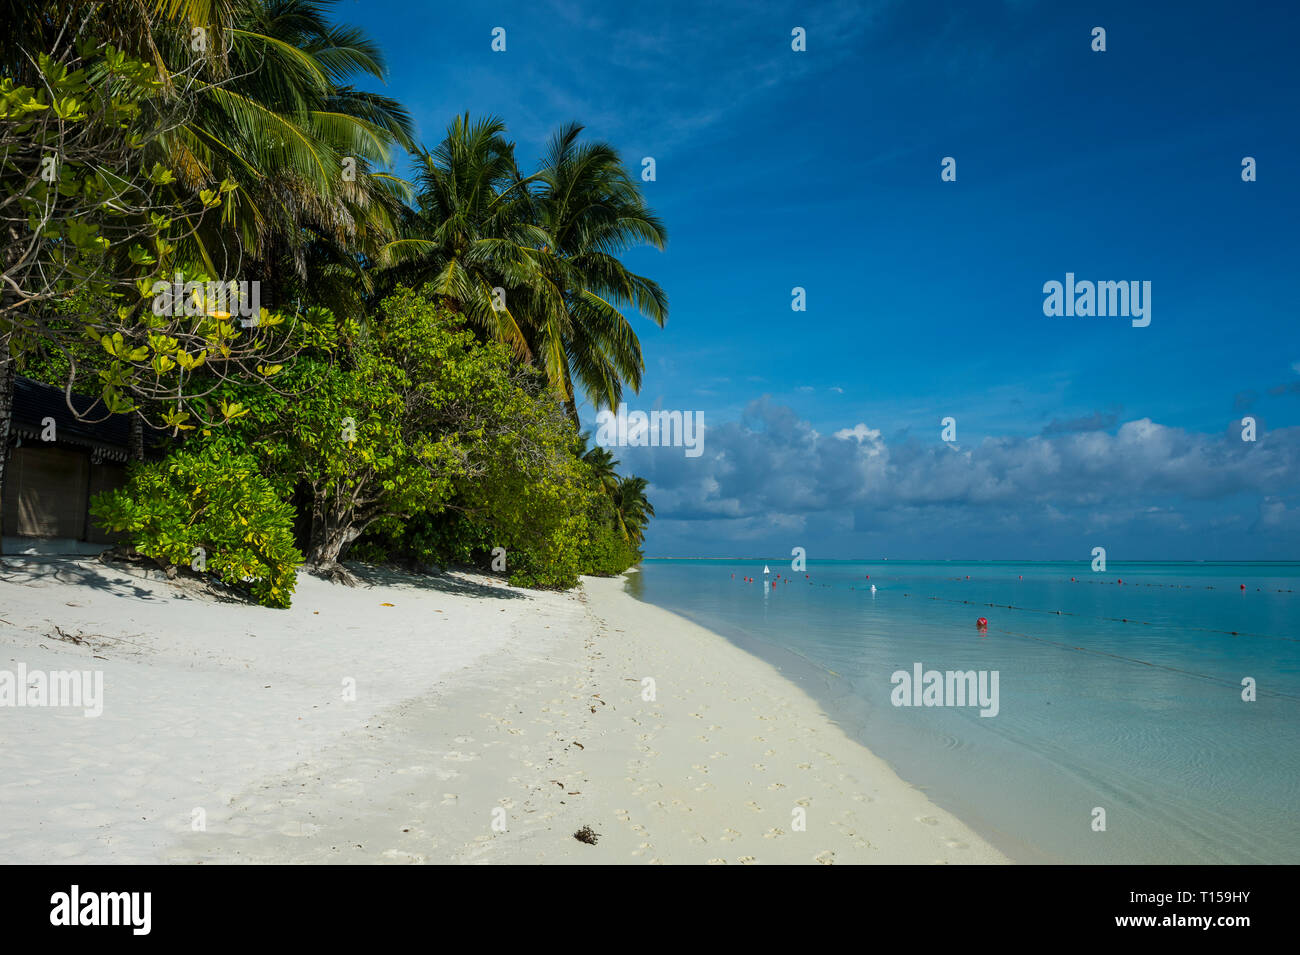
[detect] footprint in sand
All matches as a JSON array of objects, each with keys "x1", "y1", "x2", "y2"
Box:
[
  {"x1": 690, "y1": 763, "x2": 710, "y2": 774},
  {"x1": 720, "y1": 828, "x2": 741, "y2": 842},
  {"x1": 763, "y1": 828, "x2": 785, "y2": 839},
  {"x1": 707, "y1": 858, "x2": 728, "y2": 865},
  {"x1": 745, "y1": 800, "x2": 762, "y2": 812},
  {"x1": 443, "y1": 751, "x2": 480, "y2": 762},
  {"x1": 737, "y1": 855, "x2": 756, "y2": 864},
  {"x1": 767, "y1": 782, "x2": 787, "y2": 791},
  {"x1": 752, "y1": 763, "x2": 766, "y2": 771},
  {"x1": 945, "y1": 840, "x2": 969, "y2": 850},
  {"x1": 441, "y1": 793, "x2": 458, "y2": 805},
  {"x1": 815, "y1": 850, "x2": 835, "y2": 865},
  {"x1": 916, "y1": 815, "x2": 939, "y2": 826}
]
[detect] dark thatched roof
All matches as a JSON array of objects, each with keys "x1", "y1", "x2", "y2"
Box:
[{"x1": 9, "y1": 377, "x2": 132, "y2": 462}]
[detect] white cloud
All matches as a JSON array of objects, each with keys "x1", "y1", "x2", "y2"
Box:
[{"x1": 619, "y1": 398, "x2": 1300, "y2": 552}]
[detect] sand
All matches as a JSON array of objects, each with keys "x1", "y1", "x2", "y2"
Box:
[{"x1": 0, "y1": 558, "x2": 1007, "y2": 864}]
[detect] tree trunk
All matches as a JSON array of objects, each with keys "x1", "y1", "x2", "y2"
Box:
[
  {"x1": 305, "y1": 506, "x2": 361, "y2": 583},
  {"x1": 307, "y1": 523, "x2": 354, "y2": 566},
  {"x1": 0, "y1": 350, "x2": 14, "y2": 558}
]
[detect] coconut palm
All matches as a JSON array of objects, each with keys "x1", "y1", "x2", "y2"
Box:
[
  {"x1": 150, "y1": 0, "x2": 416, "y2": 310},
  {"x1": 379, "y1": 114, "x2": 542, "y2": 355},
  {"x1": 532, "y1": 122, "x2": 667, "y2": 413},
  {"x1": 381, "y1": 115, "x2": 667, "y2": 415},
  {"x1": 578, "y1": 437, "x2": 631, "y2": 539},
  {"x1": 612, "y1": 474, "x2": 654, "y2": 546}
]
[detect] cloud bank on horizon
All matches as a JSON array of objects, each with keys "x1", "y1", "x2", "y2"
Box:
[{"x1": 611, "y1": 395, "x2": 1300, "y2": 560}]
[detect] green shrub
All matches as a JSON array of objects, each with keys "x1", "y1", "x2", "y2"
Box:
[
  {"x1": 580, "y1": 519, "x2": 641, "y2": 577},
  {"x1": 90, "y1": 448, "x2": 302, "y2": 608}
]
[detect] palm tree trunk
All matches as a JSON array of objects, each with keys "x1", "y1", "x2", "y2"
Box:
[{"x1": 0, "y1": 349, "x2": 15, "y2": 557}]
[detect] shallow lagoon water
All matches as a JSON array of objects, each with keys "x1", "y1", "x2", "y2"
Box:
[{"x1": 626, "y1": 560, "x2": 1300, "y2": 863}]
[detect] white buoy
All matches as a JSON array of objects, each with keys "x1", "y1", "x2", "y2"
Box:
[
  {"x1": 763, "y1": 565, "x2": 770, "y2": 575},
  {"x1": 870, "y1": 584, "x2": 877, "y2": 593}
]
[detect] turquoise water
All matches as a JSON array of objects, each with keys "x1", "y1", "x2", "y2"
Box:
[{"x1": 625, "y1": 560, "x2": 1300, "y2": 863}]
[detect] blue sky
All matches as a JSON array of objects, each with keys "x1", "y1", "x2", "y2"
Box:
[{"x1": 347, "y1": 0, "x2": 1299, "y2": 559}]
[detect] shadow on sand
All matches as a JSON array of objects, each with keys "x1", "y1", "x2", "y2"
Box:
[
  {"x1": 0, "y1": 555, "x2": 163, "y2": 601},
  {"x1": 0, "y1": 555, "x2": 531, "y2": 607},
  {"x1": 0, "y1": 555, "x2": 260, "y2": 606},
  {"x1": 342, "y1": 562, "x2": 528, "y2": 600}
]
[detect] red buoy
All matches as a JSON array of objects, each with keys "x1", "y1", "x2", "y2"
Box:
[
  {"x1": 976, "y1": 617, "x2": 988, "y2": 629},
  {"x1": 1240, "y1": 584, "x2": 1246, "y2": 591}
]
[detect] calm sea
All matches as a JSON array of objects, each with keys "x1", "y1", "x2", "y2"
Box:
[{"x1": 624, "y1": 559, "x2": 1300, "y2": 863}]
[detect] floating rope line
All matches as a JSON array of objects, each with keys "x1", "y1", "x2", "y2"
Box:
[
  {"x1": 769, "y1": 575, "x2": 1298, "y2": 643},
  {"x1": 904, "y1": 593, "x2": 1300, "y2": 645},
  {"x1": 938, "y1": 575, "x2": 1295, "y2": 593},
  {"x1": 734, "y1": 575, "x2": 1300, "y2": 701},
  {"x1": 988, "y1": 625, "x2": 1300, "y2": 703}
]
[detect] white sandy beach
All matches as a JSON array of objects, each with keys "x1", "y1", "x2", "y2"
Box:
[{"x1": 0, "y1": 558, "x2": 1007, "y2": 864}]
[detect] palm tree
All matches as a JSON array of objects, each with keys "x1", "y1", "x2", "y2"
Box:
[
  {"x1": 3, "y1": 3, "x2": 412, "y2": 307},
  {"x1": 578, "y1": 436, "x2": 632, "y2": 540},
  {"x1": 612, "y1": 474, "x2": 654, "y2": 546},
  {"x1": 150, "y1": 0, "x2": 416, "y2": 312},
  {"x1": 532, "y1": 122, "x2": 667, "y2": 413},
  {"x1": 381, "y1": 115, "x2": 667, "y2": 416},
  {"x1": 379, "y1": 114, "x2": 542, "y2": 356},
  {"x1": 580, "y1": 439, "x2": 620, "y2": 494}
]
